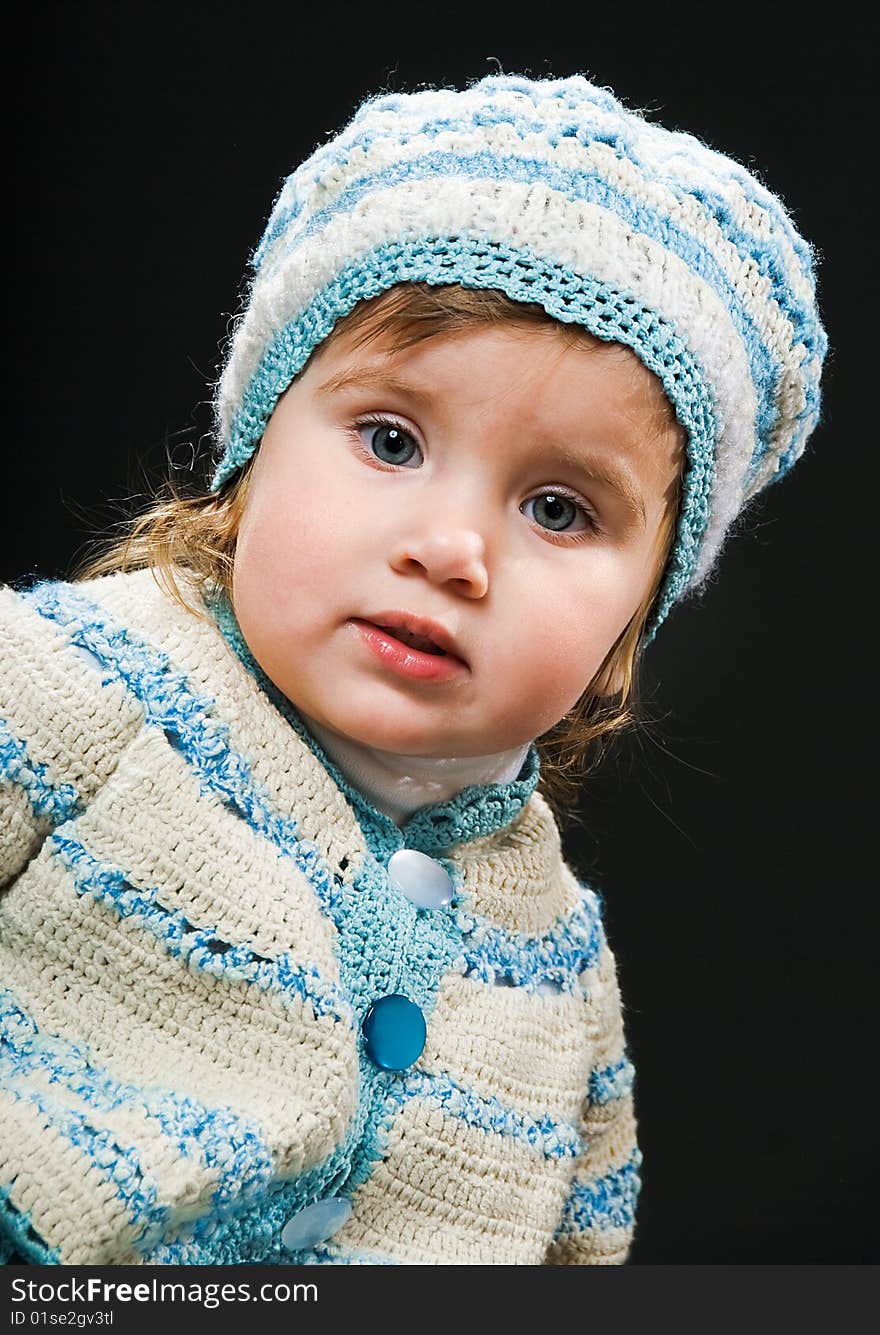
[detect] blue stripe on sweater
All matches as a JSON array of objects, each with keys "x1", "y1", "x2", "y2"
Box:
[
  {"x1": 139, "y1": 1138, "x2": 364, "y2": 1263},
  {"x1": 457, "y1": 887, "x2": 605, "y2": 990},
  {"x1": 0, "y1": 717, "x2": 81, "y2": 827},
  {"x1": 559, "y1": 1148, "x2": 643, "y2": 1233},
  {"x1": 21, "y1": 579, "x2": 343, "y2": 917},
  {"x1": 0, "y1": 990, "x2": 276, "y2": 1219},
  {"x1": 46, "y1": 829, "x2": 352, "y2": 1027},
  {"x1": 589, "y1": 1057, "x2": 636, "y2": 1107},
  {"x1": 394, "y1": 1068, "x2": 583, "y2": 1160},
  {"x1": 2, "y1": 1076, "x2": 170, "y2": 1254}
]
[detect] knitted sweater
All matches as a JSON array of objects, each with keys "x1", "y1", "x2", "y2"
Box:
[{"x1": 0, "y1": 566, "x2": 642, "y2": 1266}]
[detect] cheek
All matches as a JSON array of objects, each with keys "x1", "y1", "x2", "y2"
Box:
[
  {"x1": 498, "y1": 624, "x2": 596, "y2": 740},
  {"x1": 235, "y1": 467, "x2": 348, "y2": 604},
  {"x1": 508, "y1": 565, "x2": 641, "y2": 701},
  {"x1": 527, "y1": 621, "x2": 603, "y2": 699}
]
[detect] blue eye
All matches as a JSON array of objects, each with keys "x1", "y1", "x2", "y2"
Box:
[
  {"x1": 524, "y1": 492, "x2": 586, "y2": 534},
  {"x1": 361, "y1": 421, "x2": 421, "y2": 466}
]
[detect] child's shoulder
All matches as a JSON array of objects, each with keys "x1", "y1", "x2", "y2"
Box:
[
  {"x1": 2, "y1": 562, "x2": 197, "y2": 638},
  {"x1": 0, "y1": 561, "x2": 274, "y2": 786},
  {"x1": 0, "y1": 565, "x2": 165, "y2": 716},
  {"x1": 0, "y1": 569, "x2": 168, "y2": 886},
  {"x1": 2, "y1": 563, "x2": 225, "y2": 687},
  {"x1": 0, "y1": 565, "x2": 211, "y2": 750}
]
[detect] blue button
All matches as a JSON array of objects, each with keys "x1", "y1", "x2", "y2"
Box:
[
  {"x1": 280, "y1": 1197, "x2": 352, "y2": 1251},
  {"x1": 362, "y1": 993, "x2": 427, "y2": 1071},
  {"x1": 387, "y1": 849, "x2": 454, "y2": 909}
]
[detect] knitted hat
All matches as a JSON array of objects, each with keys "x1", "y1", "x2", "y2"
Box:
[{"x1": 211, "y1": 73, "x2": 826, "y2": 633}]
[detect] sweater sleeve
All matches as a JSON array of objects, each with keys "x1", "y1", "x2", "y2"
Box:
[
  {"x1": 544, "y1": 938, "x2": 643, "y2": 1265},
  {"x1": 0, "y1": 583, "x2": 144, "y2": 888}
]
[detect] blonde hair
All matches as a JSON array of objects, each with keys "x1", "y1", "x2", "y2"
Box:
[{"x1": 70, "y1": 283, "x2": 683, "y2": 829}]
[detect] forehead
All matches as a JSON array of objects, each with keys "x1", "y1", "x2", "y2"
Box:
[{"x1": 319, "y1": 316, "x2": 664, "y2": 402}]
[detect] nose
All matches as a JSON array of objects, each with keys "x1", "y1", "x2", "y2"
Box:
[{"x1": 388, "y1": 526, "x2": 489, "y2": 597}]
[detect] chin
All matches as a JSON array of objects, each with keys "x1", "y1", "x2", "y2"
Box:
[
  {"x1": 350, "y1": 723, "x2": 444, "y2": 756},
  {"x1": 328, "y1": 712, "x2": 453, "y2": 757}
]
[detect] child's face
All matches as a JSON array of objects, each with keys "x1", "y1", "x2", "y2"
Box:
[{"x1": 232, "y1": 321, "x2": 681, "y2": 757}]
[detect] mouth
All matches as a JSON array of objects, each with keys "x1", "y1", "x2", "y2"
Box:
[
  {"x1": 359, "y1": 612, "x2": 466, "y2": 663},
  {"x1": 350, "y1": 617, "x2": 470, "y2": 683}
]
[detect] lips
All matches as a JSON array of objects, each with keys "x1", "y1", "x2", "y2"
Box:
[{"x1": 360, "y1": 611, "x2": 466, "y2": 663}]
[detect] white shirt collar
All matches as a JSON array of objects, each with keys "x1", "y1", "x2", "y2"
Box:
[{"x1": 298, "y1": 711, "x2": 533, "y2": 828}]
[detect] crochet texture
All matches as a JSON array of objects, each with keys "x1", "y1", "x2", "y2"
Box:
[{"x1": 0, "y1": 567, "x2": 640, "y2": 1266}]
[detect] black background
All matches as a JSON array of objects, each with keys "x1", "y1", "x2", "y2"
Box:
[{"x1": 5, "y1": 3, "x2": 874, "y2": 1263}]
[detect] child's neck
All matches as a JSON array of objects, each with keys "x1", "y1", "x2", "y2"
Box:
[{"x1": 297, "y1": 710, "x2": 532, "y2": 828}]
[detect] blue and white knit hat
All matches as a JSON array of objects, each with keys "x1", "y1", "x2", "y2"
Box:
[{"x1": 211, "y1": 73, "x2": 826, "y2": 632}]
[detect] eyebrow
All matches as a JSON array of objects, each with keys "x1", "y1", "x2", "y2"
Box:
[
  {"x1": 547, "y1": 446, "x2": 647, "y2": 528},
  {"x1": 317, "y1": 367, "x2": 647, "y2": 527},
  {"x1": 316, "y1": 366, "x2": 434, "y2": 408}
]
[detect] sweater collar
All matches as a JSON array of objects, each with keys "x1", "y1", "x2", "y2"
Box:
[{"x1": 204, "y1": 589, "x2": 541, "y2": 855}]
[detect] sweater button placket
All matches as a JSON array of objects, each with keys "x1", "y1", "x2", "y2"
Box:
[
  {"x1": 359, "y1": 850, "x2": 455, "y2": 1072},
  {"x1": 361, "y1": 993, "x2": 427, "y2": 1071}
]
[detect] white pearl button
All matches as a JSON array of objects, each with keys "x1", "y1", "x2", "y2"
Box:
[
  {"x1": 280, "y1": 1197, "x2": 352, "y2": 1251},
  {"x1": 387, "y1": 849, "x2": 454, "y2": 909}
]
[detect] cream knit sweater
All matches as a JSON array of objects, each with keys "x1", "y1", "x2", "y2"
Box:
[{"x1": 0, "y1": 566, "x2": 641, "y2": 1265}]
